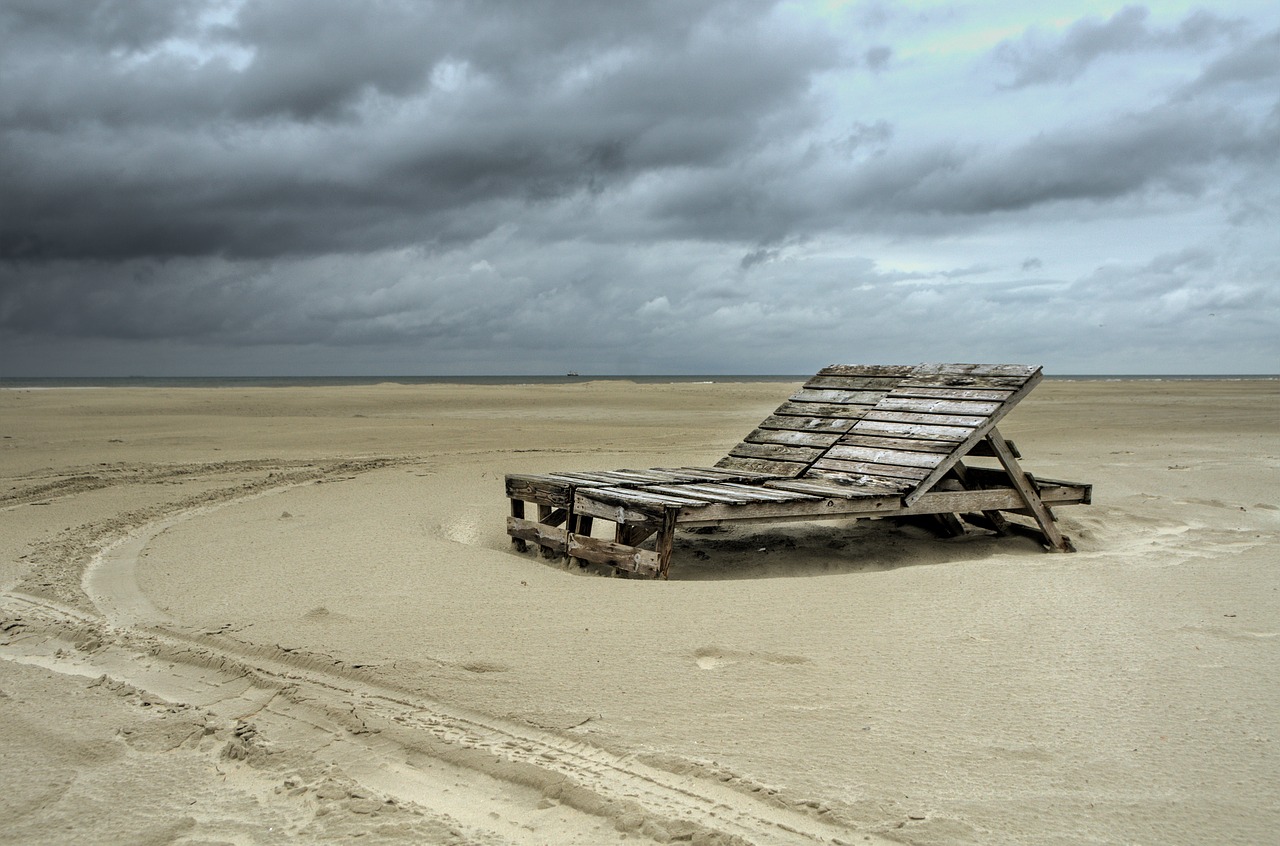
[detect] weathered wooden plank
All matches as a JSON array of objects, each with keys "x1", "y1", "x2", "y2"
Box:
[
  {"x1": 849, "y1": 419, "x2": 973, "y2": 442},
  {"x1": 804, "y1": 375, "x2": 904, "y2": 391},
  {"x1": 505, "y1": 475, "x2": 572, "y2": 507},
  {"x1": 824, "y1": 445, "x2": 947, "y2": 469},
  {"x1": 743, "y1": 428, "x2": 843, "y2": 448},
  {"x1": 674, "y1": 491, "x2": 903, "y2": 524},
  {"x1": 789, "y1": 388, "x2": 892, "y2": 405},
  {"x1": 603, "y1": 469, "x2": 696, "y2": 483},
  {"x1": 810, "y1": 457, "x2": 932, "y2": 481},
  {"x1": 801, "y1": 468, "x2": 915, "y2": 494},
  {"x1": 863, "y1": 410, "x2": 987, "y2": 428},
  {"x1": 587, "y1": 486, "x2": 711, "y2": 508},
  {"x1": 566, "y1": 534, "x2": 661, "y2": 577},
  {"x1": 664, "y1": 466, "x2": 782, "y2": 482},
  {"x1": 813, "y1": 364, "x2": 919, "y2": 378},
  {"x1": 692, "y1": 482, "x2": 818, "y2": 502},
  {"x1": 762, "y1": 404, "x2": 865, "y2": 422},
  {"x1": 873, "y1": 398, "x2": 1002, "y2": 416},
  {"x1": 544, "y1": 471, "x2": 627, "y2": 486},
  {"x1": 506, "y1": 517, "x2": 568, "y2": 552},
  {"x1": 673, "y1": 482, "x2": 1089, "y2": 528},
  {"x1": 897, "y1": 375, "x2": 1031, "y2": 390},
  {"x1": 573, "y1": 494, "x2": 660, "y2": 525},
  {"x1": 637, "y1": 483, "x2": 753, "y2": 504},
  {"x1": 888, "y1": 387, "x2": 1014, "y2": 401},
  {"x1": 836, "y1": 433, "x2": 954, "y2": 453},
  {"x1": 757, "y1": 413, "x2": 854, "y2": 433},
  {"x1": 714, "y1": 456, "x2": 808, "y2": 477},
  {"x1": 912, "y1": 363, "x2": 1038, "y2": 378},
  {"x1": 761, "y1": 478, "x2": 907, "y2": 500},
  {"x1": 728, "y1": 442, "x2": 825, "y2": 463}
]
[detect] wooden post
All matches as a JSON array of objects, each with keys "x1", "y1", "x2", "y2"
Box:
[
  {"x1": 510, "y1": 499, "x2": 527, "y2": 552},
  {"x1": 655, "y1": 507, "x2": 679, "y2": 580},
  {"x1": 986, "y1": 429, "x2": 1073, "y2": 552}
]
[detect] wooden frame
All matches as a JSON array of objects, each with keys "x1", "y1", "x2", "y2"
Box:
[{"x1": 505, "y1": 364, "x2": 1091, "y2": 579}]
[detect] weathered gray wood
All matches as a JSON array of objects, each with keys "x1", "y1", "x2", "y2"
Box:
[
  {"x1": 665, "y1": 466, "x2": 780, "y2": 481},
  {"x1": 507, "y1": 517, "x2": 567, "y2": 553},
  {"x1": 849, "y1": 419, "x2": 973, "y2": 442},
  {"x1": 984, "y1": 428, "x2": 1072, "y2": 551},
  {"x1": 911, "y1": 363, "x2": 1037, "y2": 378},
  {"x1": 811, "y1": 457, "x2": 932, "y2": 481},
  {"x1": 643, "y1": 482, "x2": 817, "y2": 503},
  {"x1": 864, "y1": 410, "x2": 988, "y2": 427},
  {"x1": 902, "y1": 368, "x2": 1043, "y2": 504},
  {"x1": 728, "y1": 442, "x2": 826, "y2": 463},
  {"x1": 824, "y1": 444, "x2": 947, "y2": 469},
  {"x1": 789, "y1": 388, "x2": 893, "y2": 405},
  {"x1": 757, "y1": 413, "x2": 855, "y2": 433},
  {"x1": 873, "y1": 397, "x2": 1002, "y2": 415},
  {"x1": 889, "y1": 387, "x2": 1014, "y2": 401},
  {"x1": 505, "y1": 475, "x2": 573, "y2": 507},
  {"x1": 714, "y1": 456, "x2": 808, "y2": 477},
  {"x1": 587, "y1": 486, "x2": 710, "y2": 508},
  {"x1": 836, "y1": 433, "x2": 954, "y2": 454},
  {"x1": 897, "y1": 375, "x2": 1031, "y2": 390},
  {"x1": 761, "y1": 478, "x2": 907, "y2": 499},
  {"x1": 803, "y1": 375, "x2": 904, "y2": 391},
  {"x1": 801, "y1": 468, "x2": 913, "y2": 493},
  {"x1": 573, "y1": 494, "x2": 660, "y2": 525},
  {"x1": 506, "y1": 363, "x2": 1088, "y2": 576},
  {"x1": 566, "y1": 534, "x2": 660, "y2": 577},
  {"x1": 772, "y1": 401, "x2": 877, "y2": 419},
  {"x1": 743, "y1": 428, "x2": 843, "y2": 448},
  {"x1": 656, "y1": 508, "x2": 679, "y2": 579},
  {"x1": 812, "y1": 364, "x2": 918, "y2": 379}
]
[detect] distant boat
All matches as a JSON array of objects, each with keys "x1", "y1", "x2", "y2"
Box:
[{"x1": 566, "y1": 371, "x2": 580, "y2": 377}]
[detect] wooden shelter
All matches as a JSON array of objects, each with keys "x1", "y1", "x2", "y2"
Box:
[{"x1": 505, "y1": 364, "x2": 1091, "y2": 578}]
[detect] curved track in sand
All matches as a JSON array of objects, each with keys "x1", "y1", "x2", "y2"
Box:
[{"x1": 1, "y1": 460, "x2": 889, "y2": 845}]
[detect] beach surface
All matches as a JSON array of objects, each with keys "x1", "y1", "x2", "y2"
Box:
[{"x1": 2, "y1": 377, "x2": 1277, "y2": 845}]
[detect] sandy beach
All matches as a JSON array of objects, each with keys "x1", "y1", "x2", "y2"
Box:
[{"x1": 1, "y1": 377, "x2": 1277, "y2": 845}]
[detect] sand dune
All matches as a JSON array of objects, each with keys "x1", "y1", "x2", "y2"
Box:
[{"x1": 2, "y1": 379, "x2": 1277, "y2": 844}]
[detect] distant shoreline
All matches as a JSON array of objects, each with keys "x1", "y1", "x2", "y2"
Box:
[{"x1": 1, "y1": 373, "x2": 1277, "y2": 388}]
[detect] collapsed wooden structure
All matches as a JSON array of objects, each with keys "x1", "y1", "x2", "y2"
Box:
[{"x1": 505, "y1": 364, "x2": 1091, "y2": 578}]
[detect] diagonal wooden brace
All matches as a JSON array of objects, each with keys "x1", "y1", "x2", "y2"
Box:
[{"x1": 985, "y1": 428, "x2": 1074, "y2": 552}]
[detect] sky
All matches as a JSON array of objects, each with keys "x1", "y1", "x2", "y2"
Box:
[{"x1": 1, "y1": 1, "x2": 1277, "y2": 376}]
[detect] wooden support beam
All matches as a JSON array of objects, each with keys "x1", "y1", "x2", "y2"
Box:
[
  {"x1": 566, "y1": 534, "x2": 660, "y2": 577},
  {"x1": 985, "y1": 428, "x2": 1074, "y2": 552},
  {"x1": 509, "y1": 499, "x2": 527, "y2": 552},
  {"x1": 656, "y1": 507, "x2": 678, "y2": 580}
]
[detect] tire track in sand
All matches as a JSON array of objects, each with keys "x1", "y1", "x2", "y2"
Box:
[{"x1": 2, "y1": 466, "x2": 894, "y2": 845}]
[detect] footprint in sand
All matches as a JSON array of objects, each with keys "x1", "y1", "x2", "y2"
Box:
[{"x1": 693, "y1": 646, "x2": 809, "y2": 670}]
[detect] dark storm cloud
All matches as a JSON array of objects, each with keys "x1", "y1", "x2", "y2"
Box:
[
  {"x1": 1, "y1": 1, "x2": 1276, "y2": 375},
  {"x1": 0, "y1": 0, "x2": 842, "y2": 261}
]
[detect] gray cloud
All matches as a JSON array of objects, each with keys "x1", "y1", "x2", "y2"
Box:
[
  {"x1": 1, "y1": 1, "x2": 1276, "y2": 375},
  {"x1": 993, "y1": 5, "x2": 1242, "y2": 88}
]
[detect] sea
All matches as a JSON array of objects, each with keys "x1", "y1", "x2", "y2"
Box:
[{"x1": 1, "y1": 374, "x2": 1275, "y2": 389}]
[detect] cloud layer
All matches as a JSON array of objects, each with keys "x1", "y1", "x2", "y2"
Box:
[{"x1": 2, "y1": 1, "x2": 1277, "y2": 374}]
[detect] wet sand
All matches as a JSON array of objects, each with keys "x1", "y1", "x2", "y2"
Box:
[{"x1": 2, "y1": 378, "x2": 1277, "y2": 844}]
